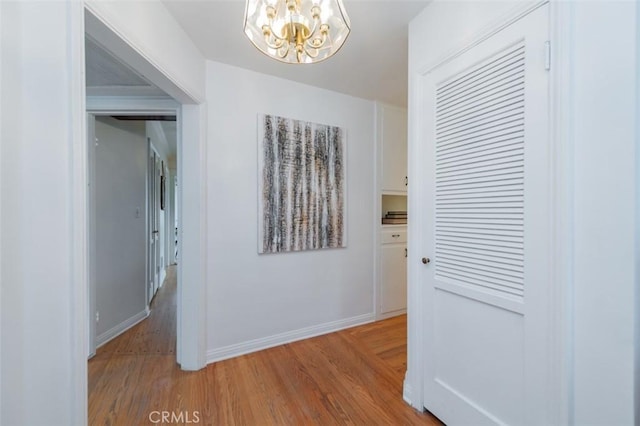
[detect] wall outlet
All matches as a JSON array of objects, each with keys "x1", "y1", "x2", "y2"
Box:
[{"x1": 95, "y1": 311, "x2": 100, "y2": 323}]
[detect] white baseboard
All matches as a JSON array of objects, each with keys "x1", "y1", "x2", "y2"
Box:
[
  {"x1": 96, "y1": 307, "x2": 150, "y2": 348},
  {"x1": 377, "y1": 308, "x2": 407, "y2": 321},
  {"x1": 403, "y1": 373, "x2": 414, "y2": 406},
  {"x1": 206, "y1": 313, "x2": 375, "y2": 364},
  {"x1": 159, "y1": 268, "x2": 167, "y2": 288}
]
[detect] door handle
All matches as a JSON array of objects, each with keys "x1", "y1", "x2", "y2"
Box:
[{"x1": 421, "y1": 257, "x2": 430, "y2": 264}]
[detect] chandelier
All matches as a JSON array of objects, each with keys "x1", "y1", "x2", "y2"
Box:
[{"x1": 243, "y1": 0, "x2": 351, "y2": 64}]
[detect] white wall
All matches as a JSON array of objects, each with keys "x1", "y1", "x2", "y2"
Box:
[
  {"x1": 407, "y1": 0, "x2": 638, "y2": 423},
  {"x1": 1, "y1": 0, "x2": 207, "y2": 422},
  {"x1": 94, "y1": 117, "x2": 147, "y2": 343},
  {"x1": 0, "y1": 2, "x2": 4, "y2": 421},
  {"x1": 571, "y1": 2, "x2": 637, "y2": 424},
  {"x1": 408, "y1": 1, "x2": 532, "y2": 73},
  {"x1": 205, "y1": 61, "x2": 375, "y2": 360},
  {"x1": 636, "y1": 3, "x2": 640, "y2": 421},
  {"x1": 0, "y1": 2, "x2": 85, "y2": 424}
]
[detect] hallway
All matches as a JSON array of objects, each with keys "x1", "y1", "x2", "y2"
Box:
[
  {"x1": 88, "y1": 267, "x2": 440, "y2": 425},
  {"x1": 89, "y1": 266, "x2": 178, "y2": 423}
]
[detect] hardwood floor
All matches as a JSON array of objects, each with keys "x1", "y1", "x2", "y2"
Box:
[{"x1": 89, "y1": 267, "x2": 442, "y2": 425}]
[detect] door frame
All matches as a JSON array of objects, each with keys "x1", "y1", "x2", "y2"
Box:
[
  {"x1": 85, "y1": 95, "x2": 206, "y2": 369},
  {"x1": 149, "y1": 141, "x2": 161, "y2": 302},
  {"x1": 75, "y1": 8, "x2": 208, "y2": 423},
  {"x1": 404, "y1": 1, "x2": 572, "y2": 423},
  {"x1": 83, "y1": 4, "x2": 208, "y2": 372}
]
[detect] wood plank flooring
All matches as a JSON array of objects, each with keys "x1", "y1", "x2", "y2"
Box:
[{"x1": 89, "y1": 266, "x2": 442, "y2": 425}]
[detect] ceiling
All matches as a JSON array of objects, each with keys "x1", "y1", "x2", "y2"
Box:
[
  {"x1": 85, "y1": 36, "x2": 168, "y2": 97},
  {"x1": 163, "y1": 0, "x2": 431, "y2": 107},
  {"x1": 84, "y1": 0, "x2": 429, "y2": 148}
]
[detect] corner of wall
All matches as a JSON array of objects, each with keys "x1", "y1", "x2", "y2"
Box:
[
  {"x1": 0, "y1": 2, "x2": 3, "y2": 422},
  {"x1": 206, "y1": 313, "x2": 374, "y2": 364},
  {"x1": 635, "y1": 2, "x2": 640, "y2": 422}
]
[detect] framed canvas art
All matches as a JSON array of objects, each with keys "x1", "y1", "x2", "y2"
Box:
[{"x1": 258, "y1": 114, "x2": 346, "y2": 254}]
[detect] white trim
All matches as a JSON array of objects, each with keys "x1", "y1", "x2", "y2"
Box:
[
  {"x1": 377, "y1": 309, "x2": 407, "y2": 321},
  {"x1": 416, "y1": 1, "x2": 548, "y2": 76},
  {"x1": 636, "y1": 1, "x2": 640, "y2": 422},
  {"x1": 87, "y1": 114, "x2": 97, "y2": 358},
  {"x1": 176, "y1": 103, "x2": 208, "y2": 371},
  {"x1": 206, "y1": 313, "x2": 374, "y2": 364},
  {"x1": 402, "y1": 373, "x2": 414, "y2": 406},
  {"x1": 69, "y1": 1, "x2": 88, "y2": 425},
  {"x1": 87, "y1": 85, "x2": 167, "y2": 98},
  {"x1": 159, "y1": 268, "x2": 167, "y2": 288},
  {"x1": 0, "y1": 2, "x2": 4, "y2": 421},
  {"x1": 373, "y1": 102, "x2": 382, "y2": 318},
  {"x1": 86, "y1": 95, "x2": 178, "y2": 113},
  {"x1": 96, "y1": 308, "x2": 150, "y2": 348},
  {"x1": 548, "y1": 1, "x2": 575, "y2": 424},
  {"x1": 146, "y1": 136, "x2": 152, "y2": 306},
  {"x1": 405, "y1": 66, "x2": 426, "y2": 411}
]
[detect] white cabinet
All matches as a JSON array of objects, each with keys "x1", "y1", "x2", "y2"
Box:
[
  {"x1": 377, "y1": 103, "x2": 407, "y2": 194},
  {"x1": 379, "y1": 226, "x2": 407, "y2": 316},
  {"x1": 375, "y1": 102, "x2": 408, "y2": 319}
]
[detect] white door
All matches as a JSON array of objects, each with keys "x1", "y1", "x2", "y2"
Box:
[
  {"x1": 419, "y1": 5, "x2": 551, "y2": 424},
  {"x1": 154, "y1": 153, "x2": 161, "y2": 293},
  {"x1": 148, "y1": 144, "x2": 160, "y2": 303}
]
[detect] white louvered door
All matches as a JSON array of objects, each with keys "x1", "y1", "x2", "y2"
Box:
[{"x1": 419, "y1": 5, "x2": 551, "y2": 425}]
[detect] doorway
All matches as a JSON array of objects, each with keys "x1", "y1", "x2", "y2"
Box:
[
  {"x1": 407, "y1": 3, "x2": 559, "y2": 424},
  {"x1": 87, "y1": 113, "x2": 178, "y2": 355},
  {"x1": 84, "y1": 5, "x2": 207, "y2": 373}
]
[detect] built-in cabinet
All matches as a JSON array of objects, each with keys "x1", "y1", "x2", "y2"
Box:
[
  {"x1": 380, "y1": 227, "x2": 407, "y2": 314},
  {"x1": 375, "y1": 102, "x2": 408, "y2": 319},
  {"x1": 380, "y1": 105, "x2": 408, "y2": 194}
]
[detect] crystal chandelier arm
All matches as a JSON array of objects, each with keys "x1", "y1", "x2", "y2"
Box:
[
  {"x1": 263, "y1": 29, "x2": 287, "y2": 49},
  {"x1": 305, "y1": 6, "x2": 321, "y2": 40},
  {"x1": 262, "y1": 3, "x2": 288, "y2": 43},
  {"x1": 278, "y1": 46, "x2": 290, "y2": 59},
  {"x1": 305, "y1": 24, "x2": 328, "y2": 49},
  {"x1": 265, "y1": 38, "x2": 287, "y2": 49},
  {"x1": 267, "y1": 28, "x2": 287, "y2": 43},
  {"x1": 303, "y1": 45, "x2": 320, "y2": 58}
]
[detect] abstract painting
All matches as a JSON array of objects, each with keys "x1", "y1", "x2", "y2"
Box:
[{"x1": 258, "y1": 114, "x2": 346, "y2": 254}]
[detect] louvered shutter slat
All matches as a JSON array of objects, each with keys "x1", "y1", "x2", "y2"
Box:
[{"x1": 435, "y1": 41, "x2": 526, "y2": 300}]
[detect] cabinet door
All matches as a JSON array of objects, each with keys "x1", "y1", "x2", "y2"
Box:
[
  {"x1": 380, "y1": 244, "x2": 407, "y2": 314},
  {"x1": 381, "y1": 106, "x2": 408, "y2": 193}
]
